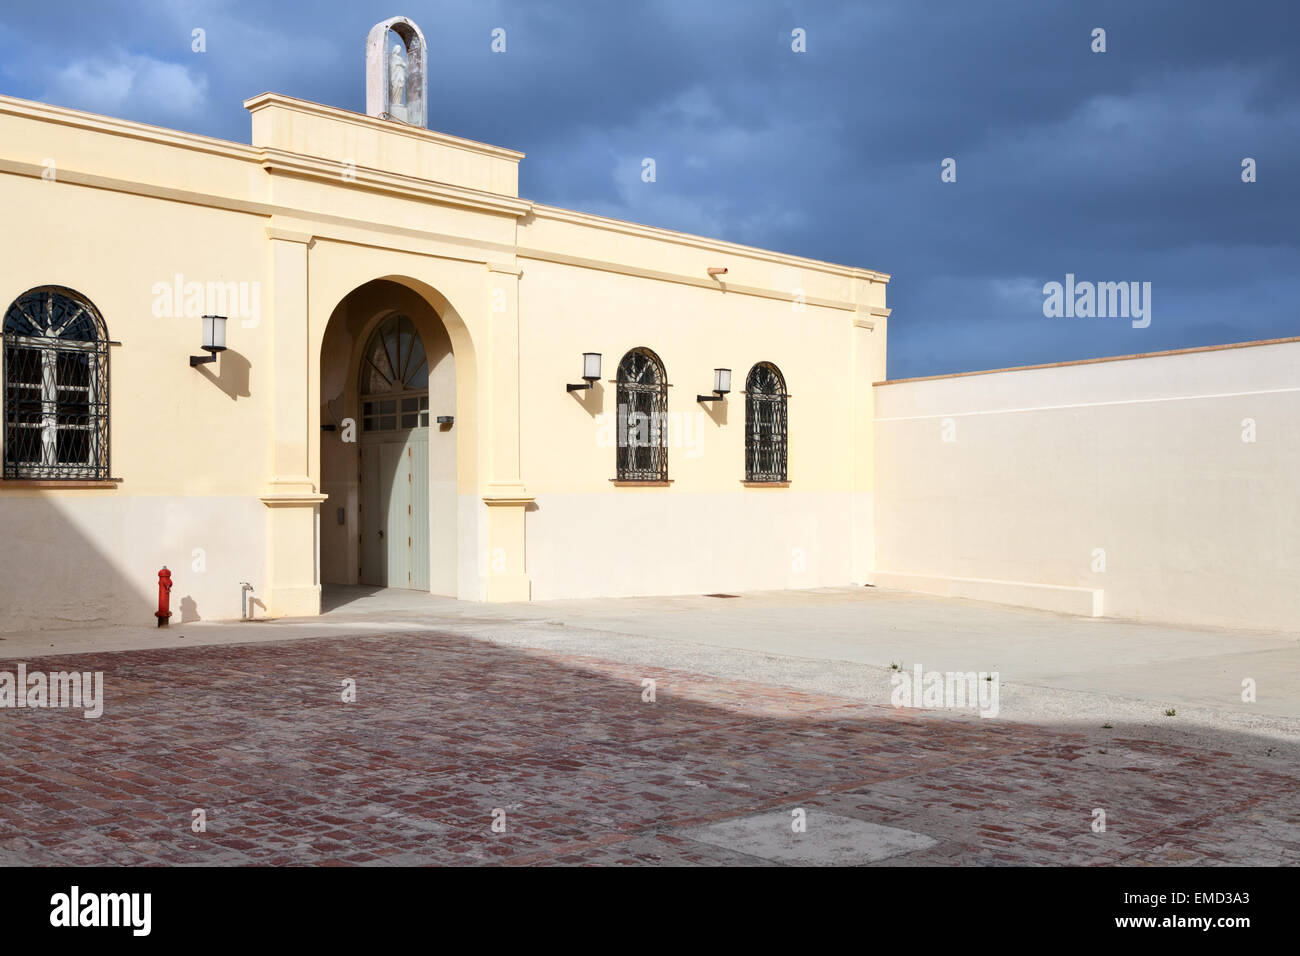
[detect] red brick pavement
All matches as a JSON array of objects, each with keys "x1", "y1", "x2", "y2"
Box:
[{"x1": 0, "y1": 632, "x2": 1295, "y2": 865}]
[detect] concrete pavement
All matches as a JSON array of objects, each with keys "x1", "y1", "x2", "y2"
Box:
[
  {"x1": 2, "y1": 585, "x2": 1298, "y2": 865},
  {"x1": 4, "y1": 584, "x2": 1297, "y2": 728},
  {"x1": 3, "y1": 625, "x2": 1298, "y2": 866}
]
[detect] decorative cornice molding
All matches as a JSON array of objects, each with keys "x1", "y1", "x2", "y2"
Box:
[
  {"x1": 0, "y1": 93, "x2": 262, "y2": 162},
  {"x1": 0, "y1": 91, "x2": 892, "y2": 299},
  {"x1": 0, "y1": 158, "x2": 516, "y2": 263},
  {"x1": 257, "y1": 147, "x2": 533, "y2": 218},
  {"x1": 0, "y1": 157, "x2": 270, "y2": 216},
  {"x1": 266, "y1": 226, "x2": 314, "y2": 244},
  {"x1": 517, "y1": 247, "x2": 861, "y2": 312},
  {"x1": 527, "y1": 203, "x2": 891, "y2": 285},
  {"x1": 0, "y1": 152, "x2": 881, "y2": 312},
  {"x1": 243, "y1": 92, "x2": 526, "y2": 163},
  {"x1": 260, "y1": 493, "x2": 329, "y2": 507},
  {"x1": 482, "y1": 482, "x2": 532, "y2": 505}
]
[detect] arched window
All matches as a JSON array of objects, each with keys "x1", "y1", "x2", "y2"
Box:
[
  {"x1": 745, "y1": 362, "x2": 787, "y2": 482},
  {"x1": 359, "y1": 314, "x2": 429, "y2": 431},
  {"x1": 3, "y1": 287, "x2": 110, "y2": 480},
  {"x1": 616, "y1": 347, "x2": 668, "y2": 481}
]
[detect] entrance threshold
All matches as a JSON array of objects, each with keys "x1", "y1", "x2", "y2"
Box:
[{"x1": 322, "y1": 584, "x2": 460, "y2": 616}]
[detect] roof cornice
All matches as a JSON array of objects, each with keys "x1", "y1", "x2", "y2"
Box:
[
  {"x1": 527, "y1": 203, "x2": 890, "y2": 284},
  {"x1": 0, "y1": 93, "x2": 261, "y2": 163},
  {"x1": 257, "y1": 147, "x2": 533, "y2": 218},
  {"x1": 242, "y1": 92, "x2": 526, "y2": 163},
  {"x1": 0, "y1": 91, "x2": 889, "y2": 285}
]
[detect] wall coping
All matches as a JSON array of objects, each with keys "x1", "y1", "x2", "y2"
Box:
[{"x1": 876, "y1": 336, "x2": 1300, "y2": 387}]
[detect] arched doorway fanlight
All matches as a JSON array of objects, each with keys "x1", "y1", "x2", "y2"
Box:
[{"x1": 359, "y1": 313, "x2": 429, "y2": 431}]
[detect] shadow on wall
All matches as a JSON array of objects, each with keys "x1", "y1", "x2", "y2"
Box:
[
  {"x1": 569, "y1": 381, "x2": 604, "y2": 418},
  {"x1": 0, "y1": 492, "x2": 261, "y2": 633},
  {"x1": 0, "y1": 494, "x2": 156, "y2": 631},
  {"x1": 700, "y1": 396, "x2": 728, "y2": 426},
  {"x1": 193, "y1": 349, "x2": 252, "y2": 401}
]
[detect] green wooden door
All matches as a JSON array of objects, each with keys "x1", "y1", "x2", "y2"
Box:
[
  {"x1": 407, "y1": 430, "x2": 429, "y2": 591},
  {"x1": 360, "y1": 432, "x2": 429, "y2": 590}
]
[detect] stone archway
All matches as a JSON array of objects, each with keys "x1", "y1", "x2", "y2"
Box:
[
  {"x1": 292, "y1": 247, "x2": 529, "y2": 610},
  {"x1": 318, "y1": 279, "x2": 462, "y2": 597}
]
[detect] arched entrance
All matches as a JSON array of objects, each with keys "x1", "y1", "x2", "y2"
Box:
[
  {"x1": 319, "y1": 280, "x2": 458, "y2": 596},
  {"x1": 357, "y1": 313, "x2": 430, "y2": 589}
]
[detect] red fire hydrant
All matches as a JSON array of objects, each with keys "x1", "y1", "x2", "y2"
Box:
[{"x1": 156, "y1": 567, "x2": 173, "y2": 627}]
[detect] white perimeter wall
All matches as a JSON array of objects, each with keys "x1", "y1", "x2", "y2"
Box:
[{"x1": 873, "y1": 339, "x2": 1300, "y2": 631}]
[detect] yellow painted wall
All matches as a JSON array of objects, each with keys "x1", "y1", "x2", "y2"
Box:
[{"x1": 0, "y1": 91, "x2": 887, "y2": 630}]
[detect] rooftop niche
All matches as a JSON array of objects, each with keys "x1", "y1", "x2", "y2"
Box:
[{"x1": 366, "y1": 16, "x2": 427, "y2": 128}]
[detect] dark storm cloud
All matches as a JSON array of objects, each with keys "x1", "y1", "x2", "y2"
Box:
[{"x1": 1, "y1": 0, "x2": 1295, "y2": 377}]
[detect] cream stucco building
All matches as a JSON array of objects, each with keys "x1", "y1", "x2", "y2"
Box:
[
  {"x1": 2, "y1": 21, "x2": 1295, "y2": 635},
  {"x1": 0, "y1": 77, "x2": 889, "y2": 631}
]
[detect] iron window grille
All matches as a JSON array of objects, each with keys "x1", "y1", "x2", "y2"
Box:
[
  {"x1": 745, "y1": 362, "x2": 787, "y2": 482},
  {"x1": 615, "y1": 347, "x2": 668, "y2": 481},
  {"x1": 2, "y1": 287, "x2": 110, "y2": 480},
  {"x1": 359, "y1": 313, "x2": 430, "y2": 431}
]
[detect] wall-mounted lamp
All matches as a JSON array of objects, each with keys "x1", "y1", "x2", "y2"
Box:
[
  {"x1": 189, "y1": 314, "x2": 227, "y2": 367},
  {"x1": 697, "y1": 367, "x2": 731, "y2": 403},
  {"x1": 707, "y1": 267, "x2": 728, "y2": 277},
  {"x1": 567, "y1": 352, "x2": 602, "y2": 392}
]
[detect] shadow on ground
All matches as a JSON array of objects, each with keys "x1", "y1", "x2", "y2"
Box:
[
  {"x1": 320, "y1": 585, "x2": 389, "y2": 614},
  {"x1": 0, "y1": 631, "x2": 1296, "y2": 866}
]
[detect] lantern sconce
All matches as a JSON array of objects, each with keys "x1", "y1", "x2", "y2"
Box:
[
  {"x1": 190, "y1": 314, "x2": 227, "y2": 367},
  {"x1": 567, "y1": 352, "x2": 602, "y2": 392},
  {"x1": 697, "y1": 367, "x2": 731, "y2": 403}
]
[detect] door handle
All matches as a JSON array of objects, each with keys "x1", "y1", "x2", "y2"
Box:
[{"x1": 378, "y1": 530, "x2": 384, "y2": 538}]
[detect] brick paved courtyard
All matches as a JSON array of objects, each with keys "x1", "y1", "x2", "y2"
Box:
[{"x1": 1, "y1": 630, "x2": 1297, "y2": 865}]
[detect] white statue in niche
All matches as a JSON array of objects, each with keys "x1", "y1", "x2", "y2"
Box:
[
  {"x1": 388, "y1": 42, "x2": 408, "y2": 121},
  {"x1": 365, "y1": 16, "x2": 427, "y2": 127}
]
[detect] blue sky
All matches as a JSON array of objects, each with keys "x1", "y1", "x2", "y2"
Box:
[{"x1": 1, "y1": 0, "x2": 1295, "y2": 378}]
